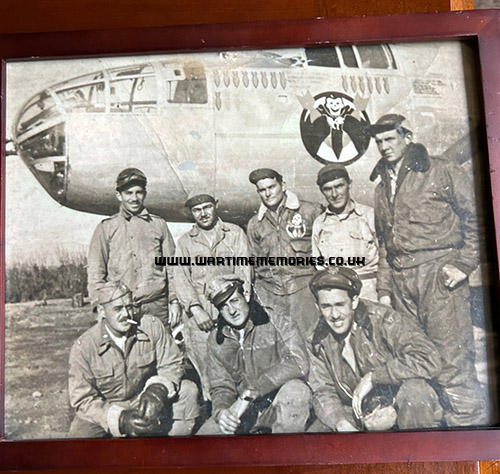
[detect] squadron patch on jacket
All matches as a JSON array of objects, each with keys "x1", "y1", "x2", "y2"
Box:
[{"x1": 286, "y1": 212, "x2": 307, "y2": 238}]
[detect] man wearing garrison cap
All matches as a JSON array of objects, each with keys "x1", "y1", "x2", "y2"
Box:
[
  {"x1": 68, "y1": 281, "x2": 199, "y2": 438},
  {"x1": 370, "y1": 113, "x2": 487, "y2": 426},
  {"x1": 87, "y1": 168, "x2": 181, "y2": 329},
  {"x1": 247, "y1": 168, "x2": 323, "y2": 337},
  {"x1": 197, "y1": 274, "x2": 311, "y2": 436},
  {"x1": 174, "y1": 191, "x2": 251, "y2": 403},
  {"x1": 307, "y1": 267, "x2": 444, "y2": 432},
  {"x1": 312, "y1": 163, "x2": 379, "y2": 301}
]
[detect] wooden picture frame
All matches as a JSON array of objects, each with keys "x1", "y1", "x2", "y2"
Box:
[{"x1": 1, "y1": 8, "x2": 500, "y2": 470}]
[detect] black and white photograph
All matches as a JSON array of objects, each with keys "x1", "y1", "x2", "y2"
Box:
[{"x1": 3, "y1": 39, "x2": 499, "y2": 440}]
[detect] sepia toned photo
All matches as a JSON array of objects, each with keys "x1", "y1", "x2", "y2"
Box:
[{"x1": 3, "y1": 39, "x2": 498, "y2": 440}]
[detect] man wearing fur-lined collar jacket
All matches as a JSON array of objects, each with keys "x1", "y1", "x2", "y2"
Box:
[
  {"x1": 370, "y1": 114, "x2": 487, "y2": 427},
  {"x1": 247, "y1": 168, "x2": 323, "y2": 337}
]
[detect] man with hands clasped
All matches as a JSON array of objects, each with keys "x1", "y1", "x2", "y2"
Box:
[
  {"x1": 307, "y1": 267, "x2": 444, "y2": 432},
  {"x1": 68, "y1": 281, "x2": 199, "y2": 438},
  {"x1": 197, "y1": 275, "x2": 311, "y2": 435}
]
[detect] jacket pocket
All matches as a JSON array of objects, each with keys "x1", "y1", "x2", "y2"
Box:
[
  {"x1": 289, "y1": 238, "x2": 312, "y2": 256},
  {"x1": 93, "y1": 367, "x2": 116, "y2": 394}
]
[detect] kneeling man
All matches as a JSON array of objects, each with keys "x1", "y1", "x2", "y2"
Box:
[
  {"x1": 308, "y1": 268, "x2": 444, "y2": 432},
  {"x1": 68, "y1": 281, "x2": 199, "y2": 438},
  {"x1": 198, "y1": 275, "x2": 311, "y2": 435}
]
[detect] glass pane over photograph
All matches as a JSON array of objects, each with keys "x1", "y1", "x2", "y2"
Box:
[{"x1": 3, "y1": 40, "x2": 498, "y2": 440}]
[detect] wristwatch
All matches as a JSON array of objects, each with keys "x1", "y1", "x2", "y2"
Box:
[{"x1": 239, "y1": 390, "x2": 255, "y2": 402}]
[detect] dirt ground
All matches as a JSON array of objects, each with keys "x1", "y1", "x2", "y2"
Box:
[
  {"x1": 4, "y1": 299, "x2": 95, "y2": 439},
  {"x1": 3, "y1": 298, "x2": 498, "y2": 440}
]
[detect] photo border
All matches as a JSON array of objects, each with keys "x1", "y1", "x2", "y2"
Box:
[{"x1": 1, "y1": 8, "x2": 500, "y2": 469}]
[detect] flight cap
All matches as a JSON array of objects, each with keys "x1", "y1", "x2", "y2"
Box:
[
  {"x1": 369, "y1": 114, "x2": 412, "y2": 137},
  {"x1": 316, "y1": 163, "x2": 350, "y2": 188},
  {"x1": 116, "y1": 168, "x2": 147, "y2": 191},
  {"x1": 249, "y1": 168, "x2": 283, "y2": 185},
  {"x1": 309, "y1": 267, "x2": 362, "y2": 298},
  {"x1": 185, "y1": 190, "x2": 217, "y2": 209},
  {"x1": 205, "y1": 275, "x2": 244, "y2": 308},
  {"x1": 95, "y1": 281, "x2": 132, "y2": 306}
]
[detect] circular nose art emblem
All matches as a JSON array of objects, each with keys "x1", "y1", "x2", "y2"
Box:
[{"x1": 300, "y1": 92, "x2": 371, "y2": 165}]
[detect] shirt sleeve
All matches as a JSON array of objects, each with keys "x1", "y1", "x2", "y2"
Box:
[
  {"x1": 143, "y1": 317, "x2": 184, "y2": 395},
  {"x1": 173, "y1": 236, "x2": 203, "y2": 311},
  {"x1": 374, "y1": 189, "x2": 392, "y2": 298},
  {"x1": 162, "y1": 222, "x2": 178, "y2": 302},
  {"x1": 68, "y1": 340, "x2": 115, "y2": 434},
  {"x1": 233, "y1": 226, "x2": 253, "y2": 301},
  {"x1": 87, "y1": 222, "x2": 109, "y2": 303},
  {"x1": 371, "y1": 309, "x2": 442, "y2": 385},
  {"x1": 444, "y1": 162, "x2": 480, "y2": 275},
  {"x1": 207, "y1": 340, "x2": 239, "y2": 422},
  {"x1": 246, "y1": 319, "x2": 309, "y2": 398},
  {"x1": 307, "y1": 343, "x2": 355, "y2": 430}
]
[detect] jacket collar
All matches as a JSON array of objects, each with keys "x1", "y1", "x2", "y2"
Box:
[
  {"x1": 97, "y1": 319, "x2": 150, "y2": 356},
  {"x1": 119, "y1": 205, "x2": 151, "y2": 222},
  {"x1": 369, "y1": 142, "x2": 430, "y2": 183},
  {"x1": 257, "y1": 190, "x2": 300, "y2": 221},
  {"x1": 322, "y1": 199, "x2": 361, "y2": 221}
]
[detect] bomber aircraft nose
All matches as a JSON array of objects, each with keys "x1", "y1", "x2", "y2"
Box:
[{"x1": 14, "y1": 90, "x2": 68, "y2": 202}]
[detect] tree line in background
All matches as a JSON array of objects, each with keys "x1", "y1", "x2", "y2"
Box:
[{"x1": 5, "y1": 249, "x2": 87, "y2": 303}]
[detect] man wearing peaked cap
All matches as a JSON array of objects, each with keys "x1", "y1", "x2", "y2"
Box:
[
  {"x1": 370, "y1": 112, "x2": 487, "y2": 426},
  {"x1": 87, "y1": 167, "x2": 181, "y2": 329},
  {"x1": 115, "y1": 167, "x2": 147, "y2": 191},
  {"x1": 307, "y1": 267, "x2": 444, "y2": 433},
  {"x1": 247, "y1": 168, "x2": 323, "y2": 338},
  {"x1": 312, "y1": 163, "x2": 379, "y2": 301},
  {"x1": 174, "y1": 191, "x2": 251, "y2": 404},
  {"x1": 197, "y1": 274, "x2": 311, "y2": 436},
  {"x1": 68, "y1": 281, "x2": 199, "y2": 438}
]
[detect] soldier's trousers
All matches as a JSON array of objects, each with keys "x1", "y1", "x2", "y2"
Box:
[
  {"x1": 308, "y1": 378, "x2": 443, "y2": 431},
  {"x1": 254, "y1": 281, "x2": 319, "y2": 339},
  {"x1": 390, "y1": 253, "x2": 488, "y2": 427},
  {"x1": 184, "y1": 315, "x2": 213, "y2": 402},
  {"x1": 197, "y1": 379, "x2": 312, "y2": 435}
]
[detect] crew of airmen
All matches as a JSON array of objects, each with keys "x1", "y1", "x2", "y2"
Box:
[{"x1": 70, "y1": 113, "x2": 487, "y2": 437}]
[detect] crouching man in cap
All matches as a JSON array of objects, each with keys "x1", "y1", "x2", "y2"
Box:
[
  {"x1": 197, "y1": 275, "x2": 311, "y2": 435},
  {"x1": 68, "y1": 281, "x2": 199, "y2": 438},
  {"x1": 312, "y1": 163, "x2": 379, "y2": 301},
  {"x1": 247, "y1": 168, "x2": 323, "y2": 337},
  {"x1": 87, "y1": 167, "x2": 181, "y2": 328},
  {"x1": 307, "y1": 268, "x2": 444, "y2": 432},
  {"x1": 174, "y1": 191, "x2": 251, "y2": 402},
  {"x1": 370, "y1": 114, "x2": 487, "y2": 426}
]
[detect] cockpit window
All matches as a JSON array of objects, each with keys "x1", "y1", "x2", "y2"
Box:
[
  {"x1": 109, "y1": 64, "x2": 157, "y2": 112},
  {"x1": 17, "y1": 92, "x2": 58, "y2": 134},
  {"x1": 357, "y1": 45, "x2": 394, "y2": 69},
  {"x1": 305, "y1": 47, "x2": 341, "y2": 68},
  {"x1": 165, "y1": 61, "x2": 208, "y2": 105},
  {"x1": 56, "y1": 74, "x2": 105, "y2": 113},
  {"x1": 305, "y1": 44, "x2": 397, "y2": 70},
  {"x1": 339, "y1": 46, "x2": 359, "y2": 68}
]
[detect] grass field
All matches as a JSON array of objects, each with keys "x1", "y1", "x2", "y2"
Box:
[{"x1": 4, "y1": 299, "x2": 94, "y2": 439}]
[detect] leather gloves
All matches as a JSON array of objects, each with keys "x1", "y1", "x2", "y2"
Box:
[
  {"x1": 137, "y1": 383, "x2": 169, "y2": 421},
  {"x1": 119, "y1": 409, "x2": 156, "y2": 437}
]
